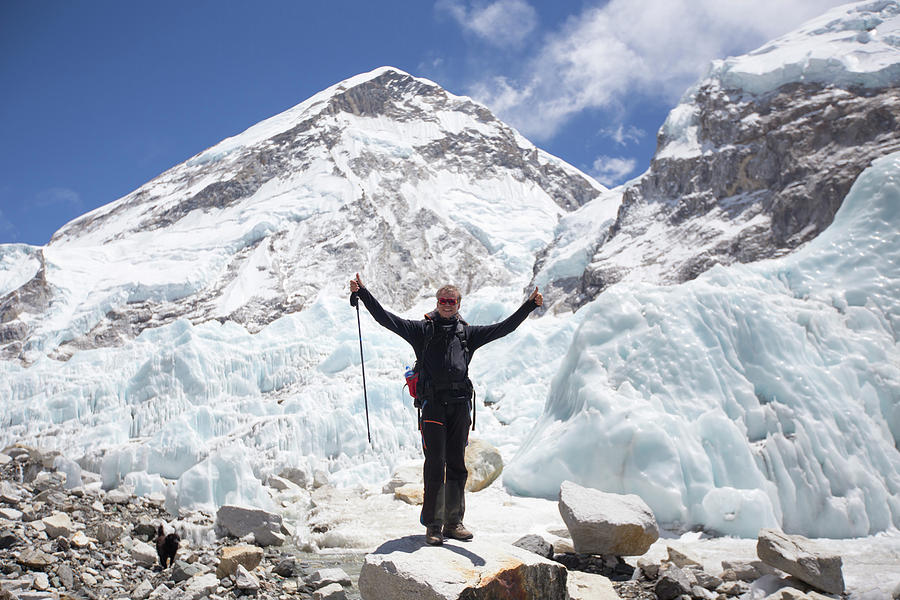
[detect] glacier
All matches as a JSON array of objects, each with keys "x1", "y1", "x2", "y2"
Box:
[{"x1": 507, "y1": 151, "x2": 900, "y2": 538}]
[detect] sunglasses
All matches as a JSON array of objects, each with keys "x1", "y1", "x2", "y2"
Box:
[{"x1": 437, "y1": 297, "x2": 458, "y2": 306}]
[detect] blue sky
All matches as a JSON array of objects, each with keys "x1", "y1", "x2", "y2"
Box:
[{"x1": 0, "y1": 0, "x2": 842, "y2": 246}]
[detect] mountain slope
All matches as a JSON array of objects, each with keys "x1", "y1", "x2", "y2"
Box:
[
  {"x1": 537, "y1": 0, "x2": 900, "y2": 310},
  {"x1": 0, "y1": 67, "x2": 604, "y2": 365}
]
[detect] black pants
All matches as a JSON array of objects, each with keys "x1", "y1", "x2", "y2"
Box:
[{"x1": 419, "y1": 396, "x2": 471, "y2": 527}]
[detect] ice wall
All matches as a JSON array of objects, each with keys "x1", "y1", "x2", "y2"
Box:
[{"x1": 505, "y1": 152, "x2": 900, "y2": 538}]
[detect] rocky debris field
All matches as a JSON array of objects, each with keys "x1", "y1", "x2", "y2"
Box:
[
  {"x1": 0, "y1": 445, "x2": 361, "y2": 600},
  {"x1": 0, "y1": 444, "x2": 880, "y2": 600}
]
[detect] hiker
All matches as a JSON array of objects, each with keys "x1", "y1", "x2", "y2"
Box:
[{"x1": 348, "y1": 273, "x2": 543, "y2": 546}]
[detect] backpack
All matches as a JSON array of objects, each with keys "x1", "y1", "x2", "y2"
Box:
[{"x1": 404, "y1": 315, "x2": 476, "y2": 430}]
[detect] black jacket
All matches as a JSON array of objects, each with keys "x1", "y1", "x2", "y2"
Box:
[{"x1": 356, "y1": 287, "x2": 538, "y2": 393}]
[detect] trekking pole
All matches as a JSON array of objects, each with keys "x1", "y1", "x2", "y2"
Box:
[{"x1": 350, "y1": 291, "x2": 372, "y2": 445}]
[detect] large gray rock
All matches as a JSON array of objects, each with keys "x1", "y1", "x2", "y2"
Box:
[
  {"x1": 314, "y1": 583, "x2": 347, "y2": 600},
  {"x1": 278, "y1": 466, "x2": 309, "y2": 488},
  {"x1": 234, "y1": 564, "x2": 261, "y2": 592},
  {"x1": 558, "y1": 480, "x2": 659, "y2": 556},
  {"x1": 216, "y1": 545, "x2": 264, "y2": 578},
  {"x1": 131, "y1": 540, "x2": 157, "y2": 567},
  {"x1": 757, "y1": 529, "x2": 844, "y2": 595},
  {"x1": 41, "y1": 512, "x2": 75, "y2": 539},
  {"x1": 358, "y1": 535, "x2": 567, "y2": 600},
  {"x1": 513, "y1": 534, "x2": 554, "y2": 559},
  {"x1": 382, "y1": 461, "x2": 422, "y2": 495},
  {"x1": 96, "y1": 521, "x2": 126, "y2": 543},
  {"x1": 216, "y1": 504, "x2": 285, "y2": 546},
  {"x1": 567, "y1": 571, "x2": 619, "y2": 600},
  {"x1": 655, "y1": 567, "x2": 693, "y2": 600},
  {"x1": 310, "y1": 568, "x2": 351, "y2": 587},
  {"x1": 184, "y1": 573, "x2": 219, "y2": 600},
  {"x1": 464, "y1": 438, "x2": 503, "y2": 492}
]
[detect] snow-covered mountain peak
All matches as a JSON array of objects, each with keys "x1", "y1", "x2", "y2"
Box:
[
  {"x1": 709, "y1": 0, "x2": 900, "y2": 96},
  {"x1": 2, "y1": 66, "x2": 604, "y2": 364}
]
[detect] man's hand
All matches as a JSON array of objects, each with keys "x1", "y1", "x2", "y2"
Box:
[
  {"x1": 350, "y1": 273, "x2": 364, "y2": 293},
  {"x1": 529, "y1": 286, "x2": 543, "y2": 307}
]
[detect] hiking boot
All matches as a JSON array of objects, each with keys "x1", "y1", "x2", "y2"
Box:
[
  {"x1": 442, "y1": 522, "x2": 473, "y2": 540},
  {"x1": 425, "y1": 525, "x2": 443, "y2": 546}
]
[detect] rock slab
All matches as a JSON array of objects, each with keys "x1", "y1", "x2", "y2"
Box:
[
  {"x1": 757, "y1": 529, "x2": 844, "y2": 595},
  {"x1": 358, "y1": 535, "x2": 567, "y2": 600},
  {"x1": 558, "y1": 480, "x2": 659, "y2": 556},
  {"x1": 567, "y1": 571, "x2": 619, "y2": 600},
  {"x1": 216, "y1": 544, "x2": 264, "y2": 578},
  {"x1": 216, "y1": 504, "x2": 285, "y2": 546}
]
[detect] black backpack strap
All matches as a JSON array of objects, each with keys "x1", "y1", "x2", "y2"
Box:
[
  {"x1": 455, "y1": 321, "x2": 469, "y2": 364},
  {"x1": 454, "y1": 321, "x2": 476, "y2": 430}
]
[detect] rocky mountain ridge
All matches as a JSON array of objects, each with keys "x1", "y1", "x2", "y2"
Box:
[{"x1": 540, "y1": 0, "x2": 900, "y2": 310}]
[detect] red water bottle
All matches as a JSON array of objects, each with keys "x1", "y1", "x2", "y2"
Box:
[{"x1": 404, "y1": 365, "x2": 418, "y2": 399}]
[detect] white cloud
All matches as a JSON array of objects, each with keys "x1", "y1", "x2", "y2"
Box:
[
  {"x1": 35, "y1": 187, "x2": 82, "y2": 209},
  {"x1": 602, "y1": 124, "x2": 646, "y2": 146},
  {"x1": 591, "y1": 155, "x2": 637, "y2": 185},
  {"x1": 438, "y1": 0, "x2": 538, "y2": 48},
  {"x1": 469, "y1": 0, "x2": 847, "y2": 139}
]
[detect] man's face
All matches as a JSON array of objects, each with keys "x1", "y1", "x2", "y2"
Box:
[{"x1": 436, "y1": 293, "x2": 460, "y2": 319}]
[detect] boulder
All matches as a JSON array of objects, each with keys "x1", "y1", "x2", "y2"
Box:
[
  {"x1": 567, "y1": 570, "x2": 619, "y2": 600},
  {"x1": 216, "y1": 504, "x2": 285, "y2": 546},
  {"x1": 105, "y1": 488, "x2": 131, "y2": 504},
  {"x1": 274, "y1": 556, "x2": 304, "y2": 578},
  {"x1": 667, "y1": 546, "x2": 703, "y2": 569},
  {"x1": 70, "y1": 531, "x2": 94, "y2": 548},
  {"x1": 383, "y1": 441, "x2": 503, "y2": 497},
  {"x1": 130, "y1": 579, "x2": 154, "y2": 600},
  {"x1": 96, "y1": 521, "x2": 127, "y2": 543},
  {"x1": 558, "y1": 480, "x2": 659, "y2": 556},
  {"x1": 655, "y1": 566, "x2": 693, "y2": 600},
  {"x1": 172, "y1": 560, "x2": 208, "y2": 583},
  {"x1": 56, "y1": 564, "x2": 74, "y2": 589},
  {"x1": 757, "y1": 529, "x2": 844, "y2": 595},
  {"x1": 253, "y1": 526, "x2": 286, "y2": 547},
  {"x1": 394, "y1": 484, "x2": 424, "y2": 505},
  {"x1": 513, "y1": 534, "x2": 554, "y2": 559},
  {"x1": 383, "y1": 461, "x2": 423, "y2": 495},
  {"x1": 0, "y1": 507, "x2": 23, "y2": 521},
  {"x1": 32, "y1": 470, "x2": 66, "y2": 491},
  {"x1": 310, "y1": 567, "x2": 352, "y2": 587},
  {"x1": 184, "y1": 573, "x2": 219, "y2": 600},
  {"x1": 693, "y1": 584, "x2": 718, "y2": 600},
  {"x1": 694, "y1": 569, "x2": 724, "y2": 590},
  {"x1": 216, "y1": 545, "x2": 264, "y2": 578},
  {"x1": 314, "y1": 583, "x2": 347, "y2": 600},
  {"x1": 131, "y1": 540, "x2": 157, "y2": 567},
  {"x1": 637, "y1": 557, "x2": 659, "y2": 580},
  {"x1": 0, "y1": 480, "x2": 25, "y2": 503},
  {"x1": 359, "y1": 535, "x2": 568, "y2": 600},
  {"x1": 41, "y1": 512, "x2": 75, "y2": 539},
  {"x1": 279, "y1": 466, "x2": 310, "y2": 488},
  {"x1": 17, "y1": 548, "x2": 57, "y2": 569},
  {"x1": 313, "y1": 469, "x2": 330, "y2": 488},
  {"x1": 266, "y1": 475, "x2": 302, "y2": 492},
  {"x1": 464, "y1": 438, "x2": 503, "y2": 492},
  {"x1": 721, "y1": 559, "x2": 780, "y2": 582},
  {"x1": 234, "y1": 564, "x2": 261, "y2": 592}
]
